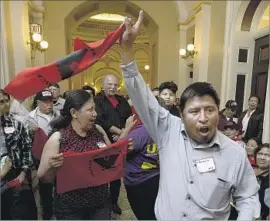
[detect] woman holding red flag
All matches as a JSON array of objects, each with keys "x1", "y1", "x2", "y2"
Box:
[{"x1": 37, "y1": 89, "x2": 125, "y2": 219}]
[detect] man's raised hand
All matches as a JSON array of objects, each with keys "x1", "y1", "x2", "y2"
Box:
[{"x1": 120, "y1": 10, "x2": 144, "y2": 48}]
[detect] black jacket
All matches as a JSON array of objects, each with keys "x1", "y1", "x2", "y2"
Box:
[
  {"x1": 94, "y1": 92, "x2": 132, "y2": 142},
  {"x1": 257, "y1": 172, "x2": 269, "y2": 220},
  {"x1": 169, "y1": 105, "x2": 180, "y2": 117},
  {"x1": 239, "y1": 108, "x2": 264, "y2": 143}
]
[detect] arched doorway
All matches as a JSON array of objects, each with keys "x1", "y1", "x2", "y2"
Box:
[{"x1": 64, "y1": 1, "x2": 158, "y2": 95}]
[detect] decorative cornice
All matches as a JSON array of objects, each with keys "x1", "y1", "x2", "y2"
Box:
[
  {"x1": 178, "y1": 1, "x2": 212, "y2": 27},
  {"x1": 28, "y1": 1, "x2": 45, "y2": 14}
]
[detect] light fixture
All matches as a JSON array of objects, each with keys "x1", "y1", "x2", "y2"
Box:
[
  {"x1": 84, "y1": 82, "x2": 88, "y2": 85},
  {"x1": 28, "y1": 33, "x2": 49, "y2": 52},
  {"x1": 179, "y1": 44, "x2": 197, "y2": 59},
  {"x1": 144, "y1": 65, "x2": 150, "y2": 70}
]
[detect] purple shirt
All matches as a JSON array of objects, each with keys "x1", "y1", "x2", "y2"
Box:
[{"x1": 124, "y1": 124, "x2": 159, "y2": 186}]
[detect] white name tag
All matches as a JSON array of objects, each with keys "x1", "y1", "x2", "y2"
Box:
[
  {"x1": 97, "y1": 142, "x2": 106, "y2": 148},
  {"x1": 195, "y1": 157, "x2": 215, "y2": 173},
  {"x1": 4, "y1": 127, "x2": 15, "y2": 134}
]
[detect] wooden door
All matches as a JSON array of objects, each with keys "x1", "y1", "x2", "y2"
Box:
[{"x1": 251, "y1": 34, "x2": 269, "y2": 111}]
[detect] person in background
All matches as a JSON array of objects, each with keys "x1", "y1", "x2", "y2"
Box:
[
  {"x1": 119, "y1": 11, "x2": 259, "y2": 220},
  {"x1": 239, "y1": 95, "x2": 264, "y2": 143},
  {"x1": 254, "y1": 143, "x2": 270, "y2": 220},
  {"x1": 82, "y1": 85, "x2": 96, "y2": 97},
  {"x1": 9, "y1": 99, "x2": 29, "y2": 123},
  {"x1": 26, "y1": 90, "x2": 59, "y2": 220},
  {"x1": 0, "y1": 89, "x2": 37, "y2": 220},
  {"x1": 94, "y1": 74, "x2": 132, "y2": 215},
  {"x1": 48, "y1": 83, "x2": 65, "y2": 114},
  {"x1": 246, "y1": 138, "x2": 259, "y2": 167},
  {"x1": 158, "y1": 81, "x2": 180, "y2": 117},
  {"x1": 124, "y1": 97, "x2": 167, "y2": 220},
  {"x1": 152, "y1": 87, "x2": 159, "y2": 97},
  {"x1": 218, "y1": 100, "x2": 240, "y2": 132},
  {"x1": 37, "y1": 89, "x2": 112, "y2": 220},
  {"x1": 223, "y1": 121, "x2": 245, "y2": 148}
]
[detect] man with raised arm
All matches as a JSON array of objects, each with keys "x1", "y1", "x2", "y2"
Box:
[{"x1": 119, "y1": 11, "x2": 259, "y2": 220}]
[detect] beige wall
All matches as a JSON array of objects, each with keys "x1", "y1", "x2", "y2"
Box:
[
  {"x1": 43, "y1": 1, "x2": 179, "y2": 93},
  {"x1": 207, "y1": 1, "x2": 226, "y2": 96},
  {"x1": 186, "y1": 25, "x2": 195, "y2": 45}
]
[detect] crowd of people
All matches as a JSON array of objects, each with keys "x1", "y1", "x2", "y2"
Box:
[{"x1": 0, "y1": 10, "x2": 269, "y2": 220}]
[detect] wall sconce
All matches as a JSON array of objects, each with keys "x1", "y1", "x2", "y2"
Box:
[
  {"x1": 28, "y1": 33, "x2": 49, "y2": 52},
  {"x1": 144, "y1": 65, "x2": 150, "y2": 70},
  {"x1": 179, "y1": 44, "x2": 197, "y2": 59}
]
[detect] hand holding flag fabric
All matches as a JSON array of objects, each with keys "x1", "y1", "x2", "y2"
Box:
[{"x1": 56, "y1": 139, "x2": 128, "y2": 194}]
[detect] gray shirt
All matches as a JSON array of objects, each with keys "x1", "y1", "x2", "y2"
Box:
[
  {"x1": 53, "y1": 97, "x2": 65, "y2": 114},
  {"x1": 121, "y1": 61, "x2": 259, "y2": 220}
]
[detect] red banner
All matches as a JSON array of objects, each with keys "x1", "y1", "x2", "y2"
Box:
[
  {"x1": 4, "y1": 24, "x2": 125, "y2": 100},
  {"x1": 32, "y1": 128, "x2": 48, "y2": 161},
  {"x1": 56, "y1": 139, "x2": 128, "y2": 194}
]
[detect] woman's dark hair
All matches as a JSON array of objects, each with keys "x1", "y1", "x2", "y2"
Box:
[
  {"x1": 248, "y1": 95, "x2": 260, "y2": 104},
  {"x1": 50, "y1": 89, "x2": 92, "y2": 131},
  {"x1": 254, "y1": 143, "x2": 270, "y2": 164},
  {"x1": 159, "y1": 81, "x2": 178, "y2": 94},
  {"x1": 82, "y1": 85, "x2": 95, "y2": 97},
  {"x1": 179, "y1": 82, "x2": 220, "y2": 112},
  {"x1": 0, "y1": 89, "x2": 10, "y2": 100},
  {"x1": 63, "y1": 91, "x2": 70, "y2": 99}
]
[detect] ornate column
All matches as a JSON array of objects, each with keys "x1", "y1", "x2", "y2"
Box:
[
  {"x1": 262, "y1": 67, "x2": 270, "y2": 143},
  {"x1": 193, "y1": 3, "x2": 211, "y2": 82},
  {"x1": 28, "y1": 0, "x2": 45, "y2": 67},
  {"x1": 0, "y1": 1, "x2": 10, "y2": 88}
]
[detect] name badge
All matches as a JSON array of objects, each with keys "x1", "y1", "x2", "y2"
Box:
[
  {"x1": 195, "y1": 157, "x2": 215, "y2": 173},
  {"x1": 97, "y1": 142, "x2": 106, "y2": 148},
  {"x1": 4, "y1": 127, "x2": 15, "y2": 134}
]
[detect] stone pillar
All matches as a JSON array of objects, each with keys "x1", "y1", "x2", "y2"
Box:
[
  {"x1": 220, "y1": 1, "x2": 234, "y2": 107},
  {"x1": 178, "y1": 24, "x2": 190, "y2": 95},
  {"x1": 0, "y1": 1, "x2": 10, "y2": 88},
  {"x1": 9, "y1": 1, "x2": 31, "y2": 75},
  {"x1": 193, "y1": 3, "x2": 211, "y2": 82},
  {"x1": 28, "y1": 0, "x2": 46, "y2": 67},
  {"x1": 262, "y1": 67, "x2": 270, "y2": 143}
]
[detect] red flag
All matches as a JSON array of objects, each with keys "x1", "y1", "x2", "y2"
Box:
[
  {"x1": 4, "y1": 24, "x2": 125, "y2": 100},
  {"x1": 7, "y1": 179, "x2": 21, "y2": 191},
  {"x1": 32, "y1": 128, "x2": 48, "y2": 160},
  {"x1": 56, "y1": 139, "x2": 128, "y2": 194}
]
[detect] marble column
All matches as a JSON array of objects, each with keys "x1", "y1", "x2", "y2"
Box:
[
  {"x1": 193, "y1": 3, "x2": 211, "y2": 82},
  {"x1": 0, "y1": 1, "x2": 10, "y2": 88},
  {"x1": 262, "y1": 67, "x2": 270, "y2": 143}
]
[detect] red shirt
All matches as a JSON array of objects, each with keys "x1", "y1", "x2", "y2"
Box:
[
  {"x1": 248, "y1": 156, "x2": 256, "y2": 167},
  {"x1": 108, "y1": 96, "x2": 119, "y2": 108}
]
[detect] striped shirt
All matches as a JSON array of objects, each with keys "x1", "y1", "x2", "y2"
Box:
[{"x1": 0, "y1": 114, "x2": 32, "y2": 172}]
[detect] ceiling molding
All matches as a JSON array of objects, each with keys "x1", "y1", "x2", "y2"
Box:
[{"x1": 178, "y1": 1, "x2": 212, "y2": 26}]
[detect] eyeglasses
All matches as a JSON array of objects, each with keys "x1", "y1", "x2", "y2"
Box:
[{"x1": 0, "y1": 99, "x2": 9, "y2": 104}]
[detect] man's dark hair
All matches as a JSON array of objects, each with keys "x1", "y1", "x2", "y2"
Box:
[
  {"x1": 248, "y1": 95, "x2": 260, "y2": 104},
  {"x1": 152, "y1": 87, "x2": 159, "y2": 91},
  {"x1": 82, "y1": 85, "x2": 95, "y2": 97},
  {"x1": 0, "y1": 89, "x2": 10, "y2": 100},
  {"x1": 179, "y1": 82, "x2": 220, "y2": 112},
  {"x1": 49, "y1": 83, "x2": 60, "y2": 89},
  {"x1": 159, "y1": 81, "x2": 178, "y2": 94}
]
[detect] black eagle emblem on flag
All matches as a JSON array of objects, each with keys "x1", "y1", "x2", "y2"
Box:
[{"x1": 93, "y1": 154, "x2": 119, "y2": 170}]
